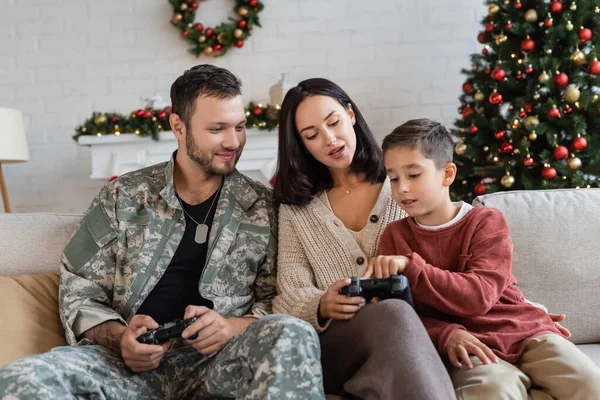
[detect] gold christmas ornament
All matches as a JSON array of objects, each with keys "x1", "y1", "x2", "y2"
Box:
[
  {"x1": 180, "y1": 3, "x2": 188, "y2": 11},
  {"x1": 570, "y1": 2, "x2": 576, "y2": 11},
  {"x1": 455, "y1": 142, "x2": 467, "y2": 156},
  {"x1": 566, "y1": 21, "x2": 574, "y2": 31},
  {"x1": 475, "y1": 91, "x2": 485, "y2": 101},
  {"x1": 533, "y1": 92, "x2": 541, "y2": 100},
  {"x1": 567, "y1": 156, "x2": 582, "y2": 172},
  {"x1": 94, "y1": 114, "x2": 107, "y2": 125},
  {"x1": 546, "y1": 49, "x2": 553, "y2": 55},
  {"x1": 483, "y1": 146, "x2": 490, "y2": 151},
  {"x1": 501, "y1": 174, "x2": 515, "y2": 188},
  {"x1": 564, "y1": 87, "x2": 581, "y2": 103},
  {"x1": 238, "y1": 7, "x2": 249, "y2": 16},
  {"x1": 571, "y1": 50, "x2": 586, "y2": 66},
  {"x1": 496, "y1": 33, "x2": 508, "y2": 44},
  {"x1": 525, "y1": 115, "x2": 540, "y2": 129},
  {"x1": 218, "y1": 32, "x2": 226, "y2": 43},
  {"x1": 234, "y1": 29, "x2": 244, "y2": 39},
  {"x1": 489, "y1": 4, "x2": 500, "y2": 15},
  {"x1": 529, "y1": 132, "x2": 538, "y2": 141},
  {"x1": 595, "y1": 6, "x2": 599, "y2": 13},
  {"x1": 172, "y1": 13, "x2": 183, "y2": 23},
  {"x1": 198, "y1": 35, "x2": 206, "y2": 43},
  {"x1": 524, "y1": 9, "x2": 538, "y2": 22},
  {"x1": 472, "y1": 64, "x2": 478, "y2": 71},
  {"x1": 203, "y1": 47, "x2": 214, "y2": 56},
  {"x1": 538, "y1": 71, "x2": 550, "y2": 84}
]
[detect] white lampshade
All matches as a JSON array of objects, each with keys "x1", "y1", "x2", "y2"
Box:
[{"x1": 0, "y1": 108, "x2": 30, "y2": 163}]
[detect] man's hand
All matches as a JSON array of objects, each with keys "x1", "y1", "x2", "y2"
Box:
[
  {"x1": 446, "y1": 329, "x2": 498, "y2": 369},
  {"x1": 548, "y1": 313, "x2": 571, "y2": 338},
  {"x1": 120, "y1": 315, "x2": 171, "y2": 372},
  {"x1": 182, "y1": 306, "x2": 253, "y2": 356},
  {"x1": 319, "y1": 278, "x2": 365, "y2": 320},
  {"x1": 362, "y1": 255, "x2": 410, "y2": 279}
]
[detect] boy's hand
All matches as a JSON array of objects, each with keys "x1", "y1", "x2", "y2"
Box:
[
  {"x1": 446, "y1": 329, "x2": 498, "y2": 369},
  {"x1": 319, "y1": 278, "x2": 366, "y2": 320},
  {"x1": 548, "y1": 313, "x2": 571, "y2": 338},
  {"x1": 362, "y1": 255, "x2": 409, "y2": 279}
]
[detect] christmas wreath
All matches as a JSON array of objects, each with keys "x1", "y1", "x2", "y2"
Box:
[
  {"x1": 169, "y1": 0, "x2": 264, "y2": 57},
  {"x1": 73, "y1": 102, "x2": 280, "y2": 141}
]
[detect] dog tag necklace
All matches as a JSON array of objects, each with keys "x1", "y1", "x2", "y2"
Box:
[{"x1": 180, "y1": 182, "x2": 222, "y2": 244}]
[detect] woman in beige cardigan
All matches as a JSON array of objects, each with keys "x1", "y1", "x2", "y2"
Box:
[{"x1": 272, "y1": 78, "x2": 455, "y2": 400}]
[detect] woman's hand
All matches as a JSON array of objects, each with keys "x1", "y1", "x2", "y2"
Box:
[{"x1": 319, "y1": 278, "x2": 366, "y2": 320}]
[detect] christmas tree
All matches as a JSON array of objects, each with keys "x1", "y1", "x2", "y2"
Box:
[{"x1": 452, "y1": 0, "x2": 600, "y2": 202}]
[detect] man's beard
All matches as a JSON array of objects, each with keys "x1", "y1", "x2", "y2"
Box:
[{"x1": 186, "y1": 133, "x2": 241, "y2": 176}]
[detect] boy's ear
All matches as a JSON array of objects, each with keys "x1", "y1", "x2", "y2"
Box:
[{"x1": 442, "y1": 162, "x2": 457, "y2": 187}]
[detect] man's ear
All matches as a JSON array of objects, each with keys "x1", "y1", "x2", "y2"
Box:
[
  {"x1": 169, "y1": 113, "x2": 186, "y2": 141},
  {"x1": 442, "y1": 162, "x2": 457, "y2": 187},
  {"x1": 346, "y1": 103, "x2": 356, "y2": 126}
]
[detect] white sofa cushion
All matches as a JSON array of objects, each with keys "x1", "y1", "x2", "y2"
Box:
[
  {"x1": 474, "y1": 189, "x2": 600, "y2": 345},
  {"x1": 0, "y1": 213, "x2": 81, "y2": 276}
]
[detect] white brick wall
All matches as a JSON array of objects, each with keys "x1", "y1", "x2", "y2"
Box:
[{"x1": 0, "y1": 0, "x2": 484, "y2": 213}]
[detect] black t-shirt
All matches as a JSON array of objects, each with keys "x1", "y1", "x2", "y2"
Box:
[{"x1": 136, "y1": 188, "x2": 220, "y2": 324}]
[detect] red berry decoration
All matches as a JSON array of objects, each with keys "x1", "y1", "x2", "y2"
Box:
[
  {"x1": 589, "y1": 61, "x2": 600, "y2": 75},
  {"x1": 462, "y1": 106, "x2": 475, "y2": 119},
  {"x1": 542, "y1": 167, "x2": 557, "y2": 180},
  {"x1": 553, "y1": 145, "x2": 569, "y2": 160},
  {"x1": 253, "y1": 105, "x2": 263, "y2": 116},
  {"x1": 519, "y1": 109, "x2": 527, "y2": 118},
  {"x1": 564, "y1": 107, "x2": 573, "y2": 115},
  {"x1": 474, "y1": 183, "x2": 487, "y2": 196},
  {"x1": 524, "y1": 157, "x2": 534, "y2": 167},
  {"x1": 516, "y1": 73, "x2": 523, "y2": 80},
  {"x1": 524, "y1": 104, "x2": 533, "y2": 113},
  {"x1": 545, "y1": 19, "x2": 553, "y2": 27},
  {"x1": 579, "y1": 28, "x2": 592, "y2": 43},
  {"x1": 573, "y1": 136, "x2": 588, "y2": 152},
  {"x1": 110, "y1": 115, "x2": 118, "y2": 123},
  {"x1": 548, "y1": 106, "x2": 561, "y2": 118},
  {"x1": 525, "y1": 65, "x2": 533, "y2": 74},
  {"x1": 506, "y1": 22, "x2": 513, "y2": 30},
  {"x1": 491, "y1": 67, "x2": 506, "y2": 81},
  {"x1": 482, "y1": 48, "x2": 489, "y2": 55},
  {"x1": 489, "y1": 91, "x2": 503, "y2": 105},
  {"x1": 213, "y1": 44, "x2": 222, "y2": 52},
  {"x1": 181, "y1": 31, "x2": 189, "y2": 38},
  {"x1": 485, "y1": 68, "x2": 491, "y2": 75},
  {"x1": 469, "y1": 125, "x2": 479, "y2": 134},
  {"x1": 501, "y1": 143, "x2": 514, "y2": 154},
  {"x1": 144, "y1": 110, "x2": 152, "y2": 119},
  {"x1": 554, "y1": 73, "x2": 568, "y2": 88},
  {"x1": 191, "y1": 1, "x2": 198, "y2": 9},
  {"x1": 514, "y1": 1, "x2": 522, "y2": 9},
  {"x1": 521, "y1": 39, "x2": 535, "y2": 53},
  {"x1": 234, "y1": 40, "x2": 244, "y2": 48},
  {"x1": 494, "y1": 130, "x2": 506, "y2": 139},
  {"x1": 462, "y1": 82, "x2": 475, "y2": 93},
  {"x1": 549, "y1": 1, "x2": 562, "y2": 13},
  {"x1": 486, "y1": 24, "x2": 494, "y2": 33},
  {"x1": 194, "y1": 23, "x2": 204, "y2": 31},
  {"x1": 238, "y1": 20, "x2": 247, "y2": 29},
  {"x1": 135, "y1": 109, "x2": 145, "y2": 118},
  {"x1": 205, "y1": 28, "x2": 214, "y2": 36}
]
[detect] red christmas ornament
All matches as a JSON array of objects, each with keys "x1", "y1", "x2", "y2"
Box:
[
  {"x1": 573, "y1": 136, "x2": 588, "y2": 152},
  {"x1": 249, "y1": 0, "x2": 258, "y2": 6},
  {"x1": 474, "y1": 183, "x2": 487, "y2": 196},
  {"x1": 194, "y1": 23, "x2": 204, "y2": 31},
  {"x1": 525, "y1": 65, "x2": 533, "y2": 74},
  {"x1": 462, "y1": 106, "x2": 475, "y2": 119},
  {"x1": 482, "y1": 48, "x2": 489, "y2": 55},
  {"x1": 191, "y1": 1, "x2": 198, "y2": 9},
  {"x1": 506, "y1": 22, "x2": 513, "y2": 30},
  {"x1": 491, "y1": 67, "x2": 506, "y2": 81},
  {"x1": 579, "y1": 28, "x2": 592, "y2": 43},
  {"x1": 253, "y1": 105, "x2": 263, "y2": 116},
  {"x1": 489, "y1": 91, "x2": 503, "y2": 105},
  {"x1": 205, "y1": 28, "x2": 214, "y2": 36},
  {"x1": 486, "y1": 24, "x2": 494, "y2": 33},
  {"x1": 135, "y1": 109, "x2": 145, "y2": 118},
  {"x1": 554, "y1": 72, "x2": 568, "y2": 88},
  {"x1": 158, "y1": 112, "x2": 167, "y2": 120},
  {"x1": 514, "y1": 1, "x2": 522, "y2": 9},
  {"x1": 521, "y1": 39, "x2": 535, "y2": 53},
  {"x1": 181, "y1": 31, "x2": 189, "y2": 38},
  {"x1": 524, "y1": 157, "x2": 534, "y2": 167},
  {"x1": 542, "y1": 167, "x2": 557, "y2": 180},
  {"x1": 519, "y1": 110, "x2": 527, "y2": 118},
  {"x1": 469, "y1": 125, "x2": 479, "y2": 134},
  {"x1": 144, "y1": 110, "x2": 152, "y2": 119},
  {"x1": 564, "y1": 107, "x2": 573, "y2": 115},
  {"x1": 553, "y1": 145, "x2": 569, "y2": 160},
  {"x1": 516, "y1": 73, "x2": 523, "y2": 80},
  {"x1": 501, "y1": 142, "x2": 514, "y2": 154},
  {"x1": 549, "y1": 1, "x2": 562, "y2": 13},
  {"x1": 163, "y1": 106, "x2": 172, "y2": 114},
  {"x1": 462, "y1": 82, "x2": 475, "y2": 93},
  {"x1": 234, "y1": 40, "x2": 244, "y2": 48},
  {"x1": 524, "y1": 104, "x2": 533, "y2": 113},
  {"x1": 548, "y1": 106, "x2": 561, "y2": 118},
  {"x1": 589, "y1": 61, "x2": 600, "y2": 75},
  {"x1": 110, "y1": 115, "x2": 118, "y2": 123},
  {"x1": 544, "y1": 19, "x2": 553, "y2": 27},
  {"x1": 213, "y1": 44, "x2": 222, "y2": 52},
  {"x1": 238, "y1": 20, "x2": 247, "y2": 29},
  {"x1": 494, "y1": 130, "x2": 506, "y2": 139},
  {"x1": 485, "y1": 68, "x2": 491, "y2": 75},
  {"x1": 477, "y1": 32, "x2": 486, "y2": 43}
]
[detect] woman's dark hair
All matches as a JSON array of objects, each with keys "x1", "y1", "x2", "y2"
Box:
[{"x1": 274, "y1": 78, "x2": 385, "y2": 206}]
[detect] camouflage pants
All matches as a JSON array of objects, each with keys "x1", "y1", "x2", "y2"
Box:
[{"x1": 0, "y1": 314, "x2": 324, "y2": 400}]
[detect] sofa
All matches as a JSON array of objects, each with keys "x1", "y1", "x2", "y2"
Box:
[{"x1": 1, "y1": 188, "x2": 599, "y2": 370}]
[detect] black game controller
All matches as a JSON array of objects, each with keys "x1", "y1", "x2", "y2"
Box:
[
  {"x1": 340, "y1": 275, "x2": 414, "y2": 307},
  {"x1": 137, "y1": 317, "x2": 199, "y2": 345}
]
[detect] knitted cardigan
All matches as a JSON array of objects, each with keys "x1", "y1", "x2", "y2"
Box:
[{"x1": 272, "y1": 182, "x2": 407, "y2": 332}]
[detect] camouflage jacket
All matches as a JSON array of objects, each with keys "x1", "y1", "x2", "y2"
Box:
[{"x1": 59, "y1": 157, "x2": 277, "y2": 345}]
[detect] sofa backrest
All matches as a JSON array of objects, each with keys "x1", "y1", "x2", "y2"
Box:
[
  {"x1": 474, "y1": 188, "x2": 600, "y2": 345},
  {"x1": 0, "y1": 213, "x2": 81, "y2": 276}
]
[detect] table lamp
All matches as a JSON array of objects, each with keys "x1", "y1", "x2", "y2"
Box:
[{"x1": 0, "y1": 108, "x2": 30, "y2": 213}]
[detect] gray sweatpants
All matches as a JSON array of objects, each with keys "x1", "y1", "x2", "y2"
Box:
[{"x1": 0, "y1": 314, "x2": 324, "y2": 399}]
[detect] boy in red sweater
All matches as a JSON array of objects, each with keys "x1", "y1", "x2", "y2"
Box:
[{"x1": 365, "y1": 119, "x2": 600, "y2": 399}]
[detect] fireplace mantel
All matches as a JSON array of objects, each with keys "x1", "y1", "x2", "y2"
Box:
[{"x1": 77, "y1": 130, "x2": 278, "y2": 183}]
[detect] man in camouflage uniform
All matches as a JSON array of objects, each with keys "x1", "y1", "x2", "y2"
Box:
[{"x1": 0, "y1": 65, "x2": 324, "y2": 399}]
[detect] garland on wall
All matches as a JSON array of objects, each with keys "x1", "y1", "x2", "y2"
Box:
[
  {"x1": 169, "y1": 0, "x2": 264, "y2": 57},
  {"x1": 73, "y1": 102, "x2": 281, "y2": 141}
]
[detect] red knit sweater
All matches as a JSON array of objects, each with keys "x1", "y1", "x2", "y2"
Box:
[{"x1": 378, "y1": 206, "x2": 562, "y2": 363}]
